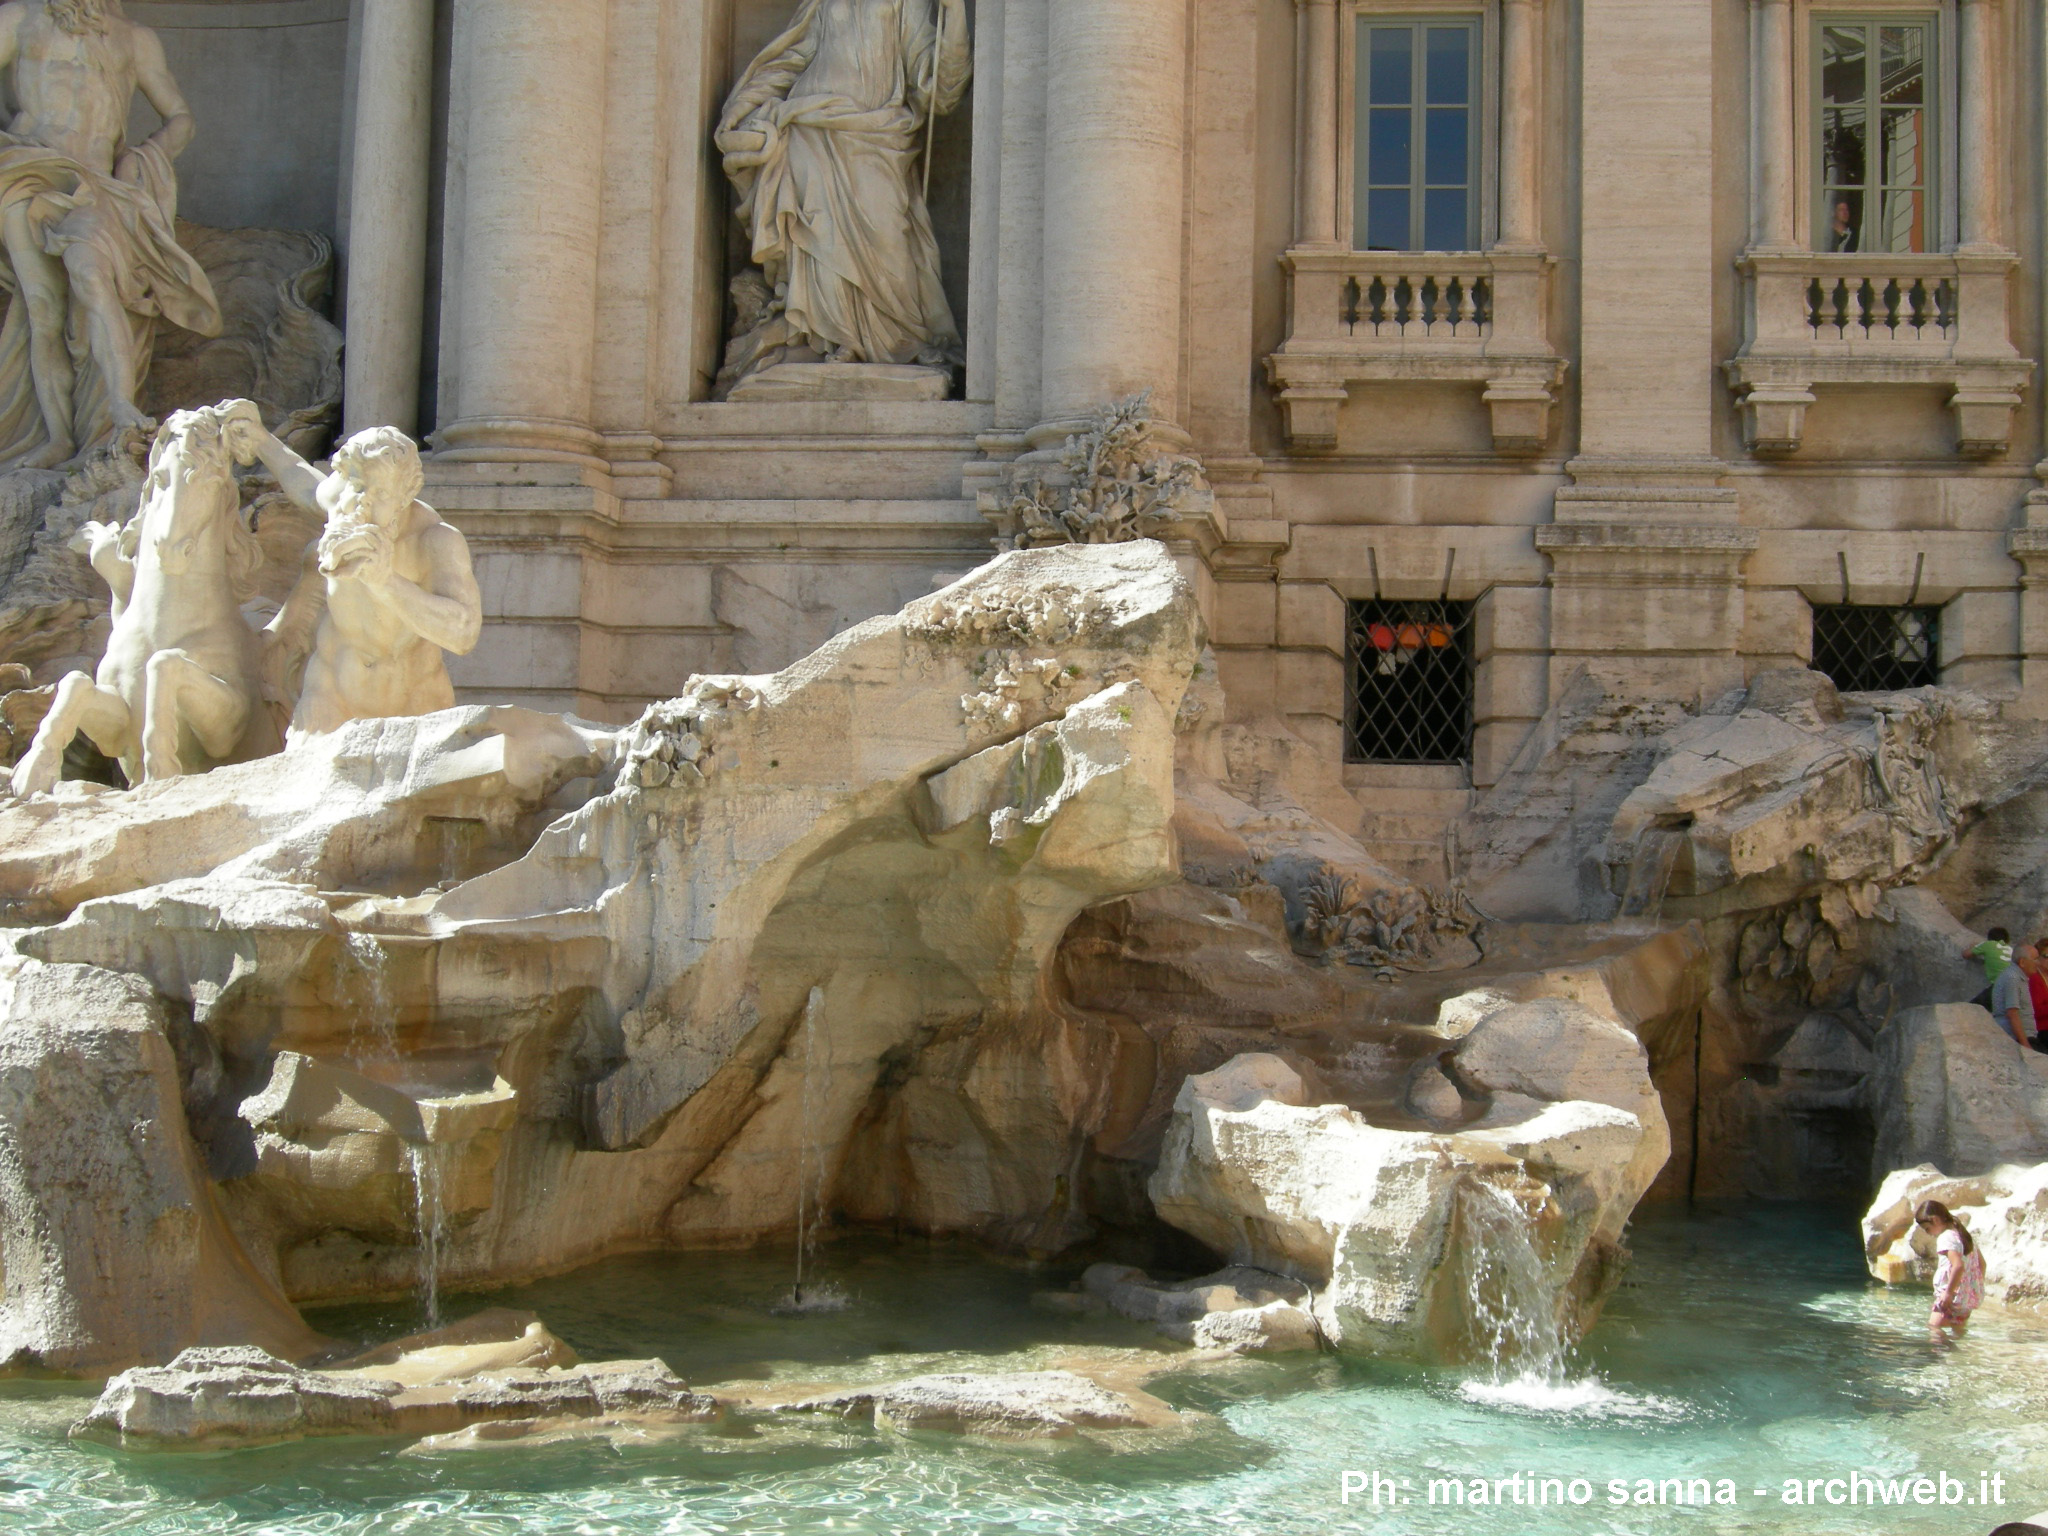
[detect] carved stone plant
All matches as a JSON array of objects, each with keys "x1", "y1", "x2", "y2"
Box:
[
  {"x1": 979, "y1": 393, "x2": 1214, "y2": 550},
  {"x1": 1297, "y1": 867, "x2": 1484, "y2": 971}
]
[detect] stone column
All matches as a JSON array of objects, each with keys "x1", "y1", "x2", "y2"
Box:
[
  {"x1": 1297, "y1": 0, "x2": 1340, "y2": 248},
  {"x1": 1034, "y1": 0, "x2": 1190, "y2": 440},
  {"x1": 1957, "y1": 0, "x2": 1999, "y2": 250},
  {"x1": 1749, "y1": 0, "x2": 1795, "y2": 250},
  {"x1": 343, "y1": 0, "x2": 436, "y2": 439},
  {"x1": 1538, "y1": 0, "x2": 1753, "y2": 704},
  {"x1": 435, "y1": 0, "x2": 609, "y2": 467},
  {"x1": 1496, "y1": 0, "x2": 1543, "y2": 249}
]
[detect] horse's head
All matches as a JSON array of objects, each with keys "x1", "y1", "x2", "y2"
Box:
[{"x1": 138, "y1": 406, "x2": 264, "y2": 599}]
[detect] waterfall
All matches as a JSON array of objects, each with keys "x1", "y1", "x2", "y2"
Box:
[
  {"x1": 778, "y1": 986, "x2": 848, "y2": 1313},
  {"x1": 344, "y1": 932, "x2": 398, "y2": 1063},
  {"x1": 1617, "y1": 824, "x2": 1685, "y2": 920},
  {"x1": 1455, "y1": 1179, "x2": 1569, "y2": 1385},
  {"x1": 405, "y1": 1140, "x2": 448, "y2": 1329}
]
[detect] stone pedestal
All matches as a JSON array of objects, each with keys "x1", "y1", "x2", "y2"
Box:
[{"x1": 728, "y1": 364, "x2": 952, "y2": 404}]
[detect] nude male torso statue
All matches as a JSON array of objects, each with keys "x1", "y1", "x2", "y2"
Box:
[{"x1": 0, "y1": 0, "x2": 219, "y2": 469}]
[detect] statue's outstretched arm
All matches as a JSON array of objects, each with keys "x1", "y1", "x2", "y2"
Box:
[
  {"x1": 128, "y1": 26, "x2": 195, "y2": 161},
  {"x1": 225, "y1": 404, "x2": 327, "y2": 516}
]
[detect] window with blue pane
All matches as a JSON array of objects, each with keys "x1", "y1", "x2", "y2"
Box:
[{"x1": 1356, "y1": 18, "x2": 1481, "y2": 252}]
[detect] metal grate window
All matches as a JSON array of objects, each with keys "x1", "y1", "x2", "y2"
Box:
[
  {"x1": 1346, "y1": 599, "x2": 1474, "y2": 764},
  {"x1": 1811, "y1": 604, "x2": 1940, "y2": 692}
]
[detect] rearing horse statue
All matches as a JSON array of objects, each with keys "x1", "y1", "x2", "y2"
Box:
[{"x1": 11, "y1": 406, "x2": 264, "y2": 795}]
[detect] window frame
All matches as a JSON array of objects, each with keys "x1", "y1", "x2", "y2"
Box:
[
  {"x1": 1338, "y1": 1, "x2": 1498, "y2": 255},
  {"x1": 1344, "y1": 598, "x2": 1478, "y2": 766},
  {"x1": 1793, "y1": 1, "x2": 1957, "y2": 252},
  {"x1": 1809, "y1": 602, "x2": 1943, "y2": 692}
]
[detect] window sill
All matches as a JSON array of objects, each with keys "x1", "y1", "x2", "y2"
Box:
[
  {"x1": 1726, "y1": 248, "x2": 2034, "y2": 456},
  {"x1": 1265, "y1": 245, "x2": 1566, "y2": 455}
]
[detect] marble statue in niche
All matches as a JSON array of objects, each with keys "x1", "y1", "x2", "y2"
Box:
[
  {"x1": 10, "y1": 404, "x2": 260, "y2": 794},
  {"x1": 225, "y1": 403, "x2": 482, "y2": 738},
  {"x1": 0, "y1": 0, "x2": 221, "y2": 471},
  {"x1": 716, "y1": 0, "x2": 970, "y2": 401}
]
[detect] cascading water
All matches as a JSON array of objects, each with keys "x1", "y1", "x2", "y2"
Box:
[
  {"x1": 778, "y1": 986, "x2": 849, "y2": 1314},
  {"x1": 1616, "y1": 823, "x2": 1686, "y2": 920},
  {"x1": 405, "y1": 1140, "x2": 448, "y2": 1329},
  {"x1": 344, "y1": 931, "x2": 399, "y2": 1064},
  {"x1": 1455, "y1": 1179, "x2": 1569, "y2": 1386}
]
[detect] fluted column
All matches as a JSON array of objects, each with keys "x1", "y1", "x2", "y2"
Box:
[
  {"x1": 1957, "y1": 0, "x2": 1999, "y2": 250},
  {"x1": 1496, "y1": 0, "x2": 1543, "y2": 248},
  {"x1": 343, "y1": 0, "x2": 436, "y2": 439},
  {"x1": 1297, "y1": 0, "x2": 1340, "y2": 248},
  {"x1": 1749, "y1": 0, "x2": 1795, "y2": 250},
  {"x1": 436, "y1": 0, "x2": 609, "y2": 466},
  {"x1": 1034, "y1": 0, "x2": 1189, "y2": 439}
]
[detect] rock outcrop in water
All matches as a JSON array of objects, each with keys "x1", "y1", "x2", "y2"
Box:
[
  {"x1": 0, "y1": 542, "x2": 1205, "y2": 1372},
  {"x1": 1145, "y1": 985, "x2": 1667, "y2": 1361}
]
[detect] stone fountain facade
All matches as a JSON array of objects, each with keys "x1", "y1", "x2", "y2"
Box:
[{"x1": 4, "y1": 0, "x2": 2048, "y2": 1404}]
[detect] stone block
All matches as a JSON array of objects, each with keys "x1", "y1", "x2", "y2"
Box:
[
  {"x1": 1277, "y1": 582, "x2": 1345, "y2": 652},
  {"x1": 1473, "y1": 654, "x2": 1547, "y2": 726},
  {"x1": 1738, "y1": 586, "x2": 1814, "y2": 669},
  {"x1": 1211, "y1": 581, "x2": 1276, "y2": 648},
  {"x1": 1940, "y1": 590, "x2": 2019, "y2": 672},
  {"x1": 1277, "y1": 650, "x2": 1344, "y2": 718},
  {"x1": 1471, "y1": 719, "x2": 1536, "y2": 788},
  {"x1": 1473, "y1": 585, "x2": 1549, "y2": 660}
]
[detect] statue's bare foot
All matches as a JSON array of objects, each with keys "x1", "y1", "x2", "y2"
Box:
[
  {"x1": 108, "y1": 404, "x2": 156, "y2": 437},
  {"x1": 15, "y1": 438, "x2": 74, "y2": 471},
  {"x1": 9, "y1": 742, "x2": 61, "y2": 797}
]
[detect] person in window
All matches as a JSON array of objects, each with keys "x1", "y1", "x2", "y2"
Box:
[{"x1": 1830, "y1": 198, "x2": 1858, "y2": 253}]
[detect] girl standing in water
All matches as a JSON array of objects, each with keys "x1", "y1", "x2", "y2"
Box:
[{"x1": 1917, "y1": 1200, "x2": 1985, "y2": 1334}]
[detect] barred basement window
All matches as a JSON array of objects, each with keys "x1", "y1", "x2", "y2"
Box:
[
  {"x1": 1811, "y1": 603, "x2": 1940, "y2": 692},
  {"x1": 1346, "y1": 599, "x2": 1474, "y2": 764}
]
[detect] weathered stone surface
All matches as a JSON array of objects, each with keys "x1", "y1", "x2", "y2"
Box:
[
  {"x1": 72, "y1": 1347, "x2": 399, "y2": 1449},
  {"x1": 0, "y1": 961, "x2": 321, "y2": 1377},
  {"x1": 0, "y1": 542, "x2": 1203, "y2": 1330},
  {"x1": 777, "y1": 1370, "x2": 1171, "y2": 1437},
  {"x1": 324, "y1": 1309, "x2": 579, "y2": 1387},
  {"x1": 1079, "y1": 1262, "x2": 1320, "y2": 1353},
  {"x1": 73, "y1": 1346, "x2": 718, "y2": 1450},
  {"x1": 1869, "y1": 1005, "x2": 2048, "y2": 1178},
  {"x1": 1148, "y1": 1022, "x2": 1665, "y2": 1360}
]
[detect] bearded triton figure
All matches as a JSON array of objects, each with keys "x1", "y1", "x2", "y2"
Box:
[
  {"x1": 0, "y1": 0, "x2": 220, "y2": 471},
  {"x1": 715, "y1": 0, "x2": 969, "y2": 391}
]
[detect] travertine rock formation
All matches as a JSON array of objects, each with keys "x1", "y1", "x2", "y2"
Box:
[
  {"x1": 0, "y1": 541, "x2": 1203, "y2": 1370},
  {"x1": 1863, "y1": 1163, "x2": 2048, "y2": 1311},
  {"x1": 1147, "y1": 987, "x2": 1669, "y2": 1360}
]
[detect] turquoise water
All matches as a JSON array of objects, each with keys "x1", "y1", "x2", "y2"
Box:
[{"x1": 0, "y1": 1204, "x2": 2043, "y2": 1535}]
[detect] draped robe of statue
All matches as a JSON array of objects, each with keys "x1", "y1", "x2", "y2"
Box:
[
  {"x1": 0, "y1": 137, "x2": 219, "y2": 465},
  {"x1": 717, "y1": 0, "x2": 969, "y2": 378}
]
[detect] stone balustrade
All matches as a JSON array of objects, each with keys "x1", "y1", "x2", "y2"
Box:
[
  {"x1": 1727, "y1": 250, "x2": 2032, "y2": 457},
  {"x1": 1264, "y1": 248, "x2": 1564, "y2": 455}
]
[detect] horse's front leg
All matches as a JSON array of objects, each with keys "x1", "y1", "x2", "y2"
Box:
[
  {"x1": 140, "y1": 650, "x2": 251, "y2": 783},
  {"x1": 10, "y1": 671, "x2": 132, "y2": 795}
]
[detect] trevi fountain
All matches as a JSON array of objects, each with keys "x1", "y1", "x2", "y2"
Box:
[{"x1": 0, "y1": 0, "x2": 2044, "y2": 1533}]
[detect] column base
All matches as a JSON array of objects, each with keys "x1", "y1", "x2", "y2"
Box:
[{"x1": 433, "y1": 415, "x2": 610, "y2": 474}]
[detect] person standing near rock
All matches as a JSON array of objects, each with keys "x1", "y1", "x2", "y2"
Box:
[
  {"x1": 1967, "y1": 926, "x2": 2013, "y2": 1008},
  {"x1": 1989, "y1": 944, "x2": 2038, "y2": 1049},
  {"x1": 2028, "y1": 938, "x2": 2048, "y2": 1053},
  {"x1": 1916, "y1": 1199, "x2": 1984, "y2": 1335}
]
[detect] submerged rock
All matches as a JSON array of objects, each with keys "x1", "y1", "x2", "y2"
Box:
[
  {"x1": 1079, "y1": 1263, "x2": 1320, "y2": 1352},
  {"x1": 776, "y1": 1369, "x2": 1175, "y2": 1437},
  {"x1": 72, "y1": 1339, "x2": 719, "y2": 1450}
]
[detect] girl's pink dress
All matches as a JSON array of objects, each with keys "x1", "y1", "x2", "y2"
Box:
[{"x1": 1933, "y1": 1228, "x2": 1985, "y2": 1324}]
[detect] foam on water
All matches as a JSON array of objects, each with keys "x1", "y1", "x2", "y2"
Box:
[{"x1": 1457, "y1": 1371, "x2": 1691, "y2": 1421}]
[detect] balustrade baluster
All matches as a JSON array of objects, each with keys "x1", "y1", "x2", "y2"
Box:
[
  {"x1": 1341, "y1": 275, "x2": 1362, "y2": 334},
  {"x1": 1394, "y1": 276, "x2": 1415, "y2": 329},
  {"x1": 1880, "y1": 277, "x2": 1902, "y2": 335},
  {"x1": 1368, "y1": 274, "x2": 1389, "y2": 329},
  {"x1": 1420, "y1": 275, "x2": 1441, "y2": 330},
  {"x1": 1935, "y1": 279, "x2": 1958, "y2": 334},
  {"x1": 1906, "y1": 278, "x2": 1930, "y2": 334},
  {"x1": 1854, "y1": 278, "x2": 1877, "y2": 336},
  {"x1": 1473, "y1": 277, "x2": 1492, "y2": 328},
  {"x1": 1806, "y1": 277, "x2": 1825, "y2": 333},
  {"x1": 1830, "y1": 278, "x2": 1850, "y2": 335}
]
